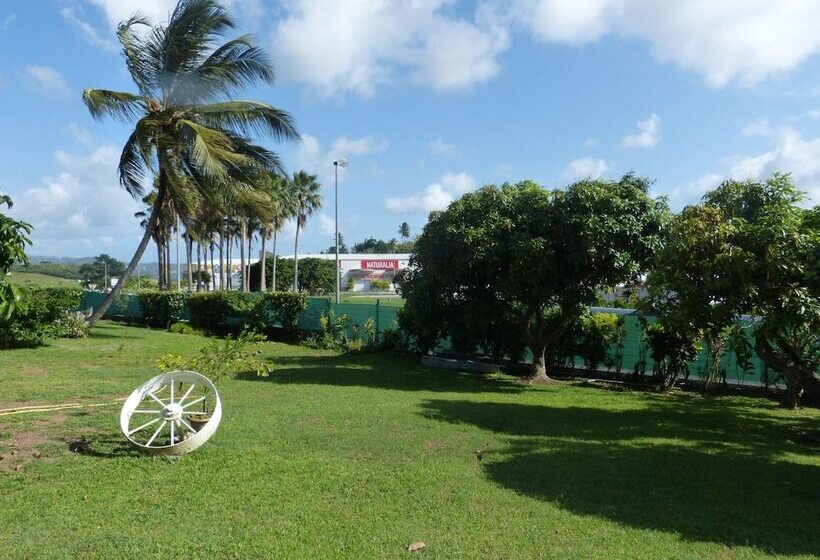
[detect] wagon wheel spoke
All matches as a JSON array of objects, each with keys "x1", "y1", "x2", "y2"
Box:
[
  {"x1": 170, "y1": 382, "x2": 175, "y2": 405},
  {"x1": 147, "y1": 391, "x2": 167, "y2": 407},
  {"x1": 177, "y1": 417, "x2": 196, "y2": 434},
  {"x1": 128, "y1": 417, "x2": 160, "y2": 436},
  {"x1": 170, "y1": 418, "x2": 175, "y2": 444},
  {"x1": 132, "y1": 409, "x2": 161, "y2": 414},
  {"x1": 178, "y1": 383, "x2": 197, "y2": 406},
  {"x1": 146, "y1": 421, "x2": 167, "y2": 446},
  {"x1": 182, "y1": 395, "x2": 208, "y2": 410}
]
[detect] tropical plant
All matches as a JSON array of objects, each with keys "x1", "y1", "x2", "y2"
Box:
[
  {"x1": 398, "y1": 222, "x2": 410, "y2": 241},
  {"x1": 400, "y1": 176, "x2": 669, "y2": 381},
  {"x1": 290, "y1": 170, "x2": 321, "y2": 291},
  {"x1": 0, "y1": 192, "x2": 32, "y2": 320},
  {"x1": 82, "y1": 0, "x2": 298, "y2": 326}
]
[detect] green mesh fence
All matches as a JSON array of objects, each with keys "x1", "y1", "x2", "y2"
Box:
[{"x1": 81, "y1": 292, "x2": 772, "y2": 386}]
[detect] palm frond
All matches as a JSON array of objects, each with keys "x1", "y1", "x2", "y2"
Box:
[
  {"x1": 117, "y1": 15, "x2": 156, "y2": 96},
  {"x1": 83, "y1": 89, "x2": 147, "y2": 122},
  {"x1": 118, "y1": 118, "x2": 157, "y2": 198},
  {"x1": 187, "y1": 100, "x2": 298, "y2": 141}
]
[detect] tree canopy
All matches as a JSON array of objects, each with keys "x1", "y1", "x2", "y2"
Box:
[
  {"x1": 647, "y1": 173, "x2": 819, "y2": 406},
  {"x1": 400, "y1": 175, "x2": 669, "y2": 380}
]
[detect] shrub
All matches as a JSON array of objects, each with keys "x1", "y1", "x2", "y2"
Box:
[
  {"x1": 370, "y1": 278, "x2": 391, "y2": 291},
  {"x1": 577, "y1": 312, "x2": 620, "y2": 373},
  {"x1": 0, "y1": 286, "x2": 83, "y2": 348},
  {"x1": 249, "y1": 257, "x2": 335, "y2": 294},
  {"x1": 155, "y1": 329, "x2": 271, "y2": 379},
  {"x1": 188, "y1": 291, "x2": 258, "y2": 334},
  {"x1": 55, "y1": 311, "x2": 88, "y2": 339},
  {"x1": 303, "y1": 311, "x2": 376, "y2": 351},
  {"x1": 249, "y1": 292, "x2": 307, "y2": 333},
  {"x1": 168, "y1": 321, "x2": 204, "y2": 336},
  {"x1": 138, "y1": 291, "x2": 189, "y2": 329}
]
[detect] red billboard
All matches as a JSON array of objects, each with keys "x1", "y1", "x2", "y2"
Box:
[{"x1": 361, "y1": 259, "x2": 400, "y2": 270}]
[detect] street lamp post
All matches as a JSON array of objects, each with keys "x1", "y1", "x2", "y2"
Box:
[{"x1": 333, "y1": 159, "x2": 348, "y2": 305}]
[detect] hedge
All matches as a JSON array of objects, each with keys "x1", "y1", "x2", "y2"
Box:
[
  {"x1": 138, "y1": 291, "x2": 189, "y2": 329},
  {"x1": 187, "y1": 291, "x2": 258, "y2": 334}
]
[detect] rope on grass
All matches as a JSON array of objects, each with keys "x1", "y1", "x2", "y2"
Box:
[{"x1": 0, "y1": 398, "x2": 127, "y2": 417}]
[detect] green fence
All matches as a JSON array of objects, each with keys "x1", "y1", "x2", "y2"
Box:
[{"x1": 80, "y1": 292, "x2": 773, "y2": 387}]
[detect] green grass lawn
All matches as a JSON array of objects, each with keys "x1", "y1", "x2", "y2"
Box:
[
  {"x1": 6, "y1": 271, "x2": 81, "y2": 287},
  {"x1": 0, "y1": 323, "x2": 817, "y2": 559}
]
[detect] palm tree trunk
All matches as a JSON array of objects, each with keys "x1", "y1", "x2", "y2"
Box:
[
  {"x1": 246, "y1": 231, "x2": 253, "y2": 292},
  {"x1": 87, "y1": 187, "x2": 167, "y2": 327},
  {"x1": 186, "y1": 235, "x2": 193, "y2": 293},
  {"x1": 227, "y1": 232, "x2": 233, "y2": 290},
  {"x1": 271, "y1": 229, "x2": 278, "y2": 293},
  {"x1": 209, "y1": 242, "x2": 215, "y2": 292},
  {"x1": 260, "y1": 229, "x2": 267, "y2": 292},
  {"x1": 156, "y1": 238, "x2": 164, "y2": 290},
  {"x1": 293, "y1": 222, "x2": 300, "y2": 292},
  {"x1": 240, "y1": 220, "x2": 247, "y2": 293},
  {"x1": 219, "y1": 225, "x2": 225, "y2": 291},
  {"x1": 196, "y1": 243, "x2": 202, "y2": 292}
]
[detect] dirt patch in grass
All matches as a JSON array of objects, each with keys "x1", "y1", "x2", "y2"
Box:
[
  {"x1": 0, "y1": 430, "x2": 52, "y2": 473},
  {"x1": 424, "y1": 439, "x2": 447, "y2": 452},
  {"x1": 20, "y1": 365, "x2": 47, "y2": 377}
]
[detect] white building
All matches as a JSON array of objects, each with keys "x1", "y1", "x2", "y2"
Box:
[{"x1": 278, "y1": 253, "x2": 411, "y2": 292}]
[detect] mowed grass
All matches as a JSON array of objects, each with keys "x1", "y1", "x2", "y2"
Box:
[
  {"x1": 6, "y1": 272, "x2": 81, "y2": 287},
  {"x1": 0, "y1": 323, "x2": 818, "y2": 559}
]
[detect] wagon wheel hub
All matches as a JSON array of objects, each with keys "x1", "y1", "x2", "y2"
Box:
[{"x1": 161, "y1": 403, "x2": 183, "y2": 421}]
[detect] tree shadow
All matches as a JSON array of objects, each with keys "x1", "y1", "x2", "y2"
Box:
[
  {"x1": 420, "y1": 398, "x2": 820, "y2": 555},
  {"x1": 238, "y1": 353, "x2": 524, "y2": 394}
]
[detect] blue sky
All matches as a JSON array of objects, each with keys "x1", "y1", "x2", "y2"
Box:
[{"x1": 1, "y1": 0, "x2": 819, "y2": 261}]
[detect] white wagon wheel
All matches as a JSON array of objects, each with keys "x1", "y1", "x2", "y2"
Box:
[{"x1": 120, "y1": 371, "x2": 222, "y2": 456}]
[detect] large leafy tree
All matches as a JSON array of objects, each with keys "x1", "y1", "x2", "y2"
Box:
[
  {"x1": 0, "y1": 193, "x2": 32, "y2": 319},
  {"x1": 79, "y1": 254, "x2": 127, "y2": 288},
  {"x1": 400, "y1": 176, "x2": 668, "y2": 381},
  {"x1": 82, "y1": 0, "x2": 298, "y2": 325},
  {"x1": 290, "y1": 171, "x2": 322, "y2": 291},
  {"x1": 648, "y1": 174, "x2": 819, "y2": 406}
]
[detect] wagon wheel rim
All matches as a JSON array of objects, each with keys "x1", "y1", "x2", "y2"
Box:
[{"x1": 120, "y1": 371, "x2": 222, "y2": 456}]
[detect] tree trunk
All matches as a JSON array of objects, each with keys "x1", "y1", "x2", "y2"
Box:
[
  {"x1": 247, "y1": 231, "x2": 253, "y2": 292},
  {"x1": 209, "y1": 242, "x2": 215, "y2": 292},
  {"x1": 196, "y1": 243, "x2": 202, "y2": 292},
  {"x1": 164, "y1": 240, "x2": 171, "y2": 290},
  {"x1": 227, "y1": 233, "x2": 233, "y2": 290},
  {"x1": 240, "y1": 220, "x2": 247, "y2": 293},
  {"x1": 87, "y1": 187, "x2": 167, "y2": 327},
  {"x1": 260, "y1": 229, "x2": 267, "y2": 292},
  {"x1": 185, "y1": 236, "x2": 193, "y2": 293},
  {"x1": 293, "y1": 223, "x2": 300, "y2": 292},
  {"x1": 219, "y1": 223, "x2": 225, "y2": 291},
  {"x1": 271, "y1": 229, "x2": 278, "y2": 293},
  {"x1": 156, "y1": 237, "x2": 164, "y2": 290},
  {"x1": 755, "y1": 334, "x2": 820, "y2": 408},
  {"x1": 529, "y1": 337, "x2": 553, "y2": 383}
]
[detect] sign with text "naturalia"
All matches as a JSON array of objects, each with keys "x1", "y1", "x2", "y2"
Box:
[{"x1": 361, "y1": 259, "x2": 400, "y2": 270}]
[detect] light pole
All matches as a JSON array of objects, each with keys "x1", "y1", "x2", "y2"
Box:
[{"x1": 333, "y1": 159, "x2": 348, "y2": 305}]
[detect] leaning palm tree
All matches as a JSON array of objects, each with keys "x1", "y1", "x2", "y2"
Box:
[
  {"x1": 82, "y1": 0, "x2": 298, "y2": 326},
  {"x1": 290, "y1": 170, "x2": 322, "y2": 292}
]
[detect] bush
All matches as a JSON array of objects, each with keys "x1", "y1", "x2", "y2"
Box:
[
  {"x1": 56, "y1": 311, "x2": 88, "y2": 339},
  {"x1": 155, "y1": 329, "x2": 271, "y2": 379},
  {"x1": 249, "y1": 292, "x2": 307, "y2": 334},
  {"x1": 577, "y1": 312, "x2": 620, "y2": 373},
  {"x1": 370, "y1": 278, "x2": 391, "y2": 291},
  {"x1": 138, "y1": 291, "x2": 189, "y2": 329},
  {"x1": 249, "y1": 257, "x2": 335, "y2": 294},
  {"x1": 168, "y1": 321, "x2": 204, "y2": 336},
  {"x1": 188, "y1": 291, "x2": 258, "y2": 334},
  {"x1": 0, "y1": 286, "x2": 84, "y2": 348}
]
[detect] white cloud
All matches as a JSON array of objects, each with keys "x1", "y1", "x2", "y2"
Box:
[
  {"x1": 563, "y1": 157, "x2": 610, "y2": 180},
  {"x1": 728, "y1": 127, "x2": 820, "y2": 202},
  {"x1": 25, "y1": 66, "x2": 70, "y2": 97},
  {"x1": 272, "y1": 0, "x2": 508, "y2": 96},
  {"x1": 61, "y1": 7, "x2": 118, "y2": 51},
  {"x1": 294, "y1": 133, "x2": 388, "y2": 183},
  {"x1": 385, "y1": 172, "x2": 477, "y2": 214},
  {"x1": 1, "y1": 14, "x2": 15, "y2": 31},
  {"x1": 427, "y1": 139, "x2": 460, "y2": 158},
  {"x1": 511, "y1": 0, "x2": 820, "y2": 87},
  {"x1": 741, "y1": 118, "x2": 772, "y2": 137},
  {"x1": 12, "y1": 146, "x2": 143, "y2": 256},
  {"x1": 620, "y1": 114, "x2": 661, "y2": 148},
  {"x1": 317, "y1": 213, "x2": 336, "y2": 237},
  {"x1": 65, "y1": 123, "x2": 94, "y2": 147},
  {"x1": 87, "y1": 0, "x2": 175, "y2": 28}
]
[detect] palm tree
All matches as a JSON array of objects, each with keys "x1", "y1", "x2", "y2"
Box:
[
  {"x1": 291, "y1": 171, "x2": 321, "y2": 292},
  {"x1": 82, "y1": 0, "x2": 298, "y2": 325},
  {"x1": 254, "y1": 173, "x2": 294, "y2": 292},
  {"x1": 398, "y1": 222, "x2": 410, "y2": 241}
]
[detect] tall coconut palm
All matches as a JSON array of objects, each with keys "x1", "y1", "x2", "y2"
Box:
[
  {"x1": 82, "y1": 0, "x2": 298, "y2": 325},
  {"x1": 291, "y1": 170, "x2": 321, "y2": 292}
]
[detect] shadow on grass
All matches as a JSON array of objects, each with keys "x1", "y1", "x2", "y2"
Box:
[
  {"x1": 421, "y1": 398, "x2": 820, "y2": 555},
  {"x1": 238, "y1": 353, "x2": 524, "y2": 394}
]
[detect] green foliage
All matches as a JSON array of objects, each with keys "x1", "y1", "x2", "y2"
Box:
[
  {"x1": 0, "y1": 193, "x2": 33, "y2": 320},
  {"x1": 138, "y1": 290, "x2": 189, "y2": 329},
  {"x1": 187, "y1": 291, "x2": 257, "y2": 334},
  {"x1": 55, "y1": 311, "x2": 89, "y2": 339},
  {"x1": 353, "y1": 237, "x2": 414, "y2": 253},
  {"x1": 249, "y1": 292, "x2": 307, "y2": 332},
  {"x1": 249, "y1": 257, "x2": 335, "y2": 294},
  {"x1": 12, "y1": 261, "x2": 82, "y2": 280},
  {"x1": 155, "y1": 329, "x2": 271, "y2": 380},
  {"x1": 168, "y1": 321, "x2": 205, "y2": 336},
  {"x1": 369, "y1": 278, "x2": 391, "y2": 291},
  {"x1": 0, "y1": 286, "x2": 84, "y2": 348},
  {"x1": 577, "y1": 312, "x2": 620, "y2": 372},
  {"x1": 122, "y1": 275, "x2": 159, "y2": 291},
  {"x1": 78, "y1": 254, "x2": 126, "y2": 288},
  {"x1": 647, "y1": 173, "x2": 819, "y2": 405},
  {"x1": 401, "y1": 175, "x2": 669, "y2": 376},
  {"x1": 303, "y1": 311, "x2": 376, "y2": 351}
]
